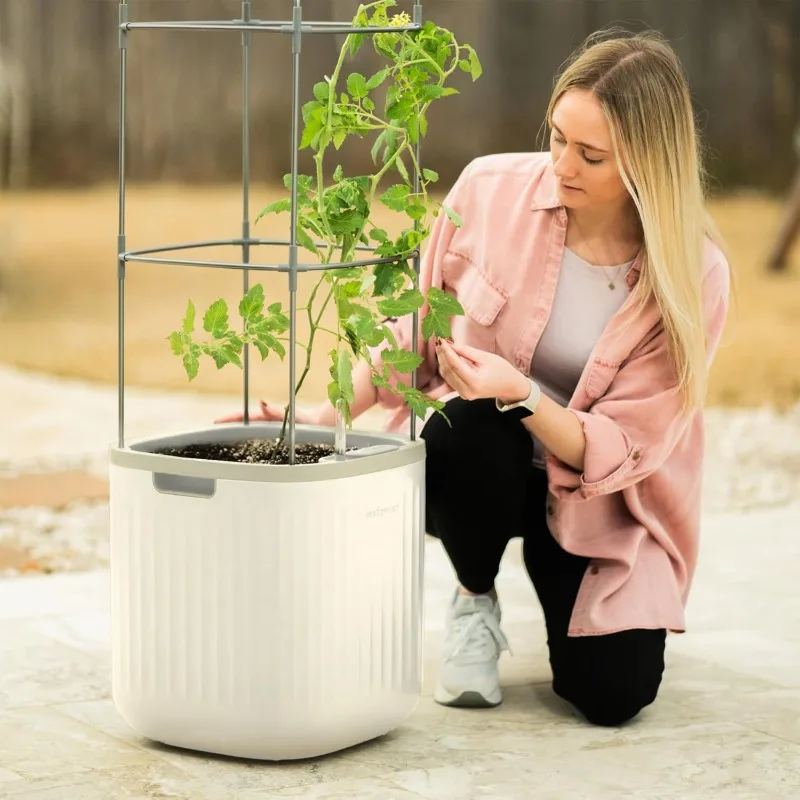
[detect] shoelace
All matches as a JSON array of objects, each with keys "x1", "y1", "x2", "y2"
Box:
[{"x1": 444, "y1": 607, "x2": 512, "y2": 662}]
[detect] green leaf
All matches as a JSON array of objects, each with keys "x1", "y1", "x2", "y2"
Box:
[
  {"x1": 202, "y1": 299, "x2": 229, "y2": 339},
  {"x1": 256, "y1": 198, "x2": 291, "y2": 222},
  {"x1": 333, "y1": 129, "x2": 347, "y2": 150},
  {"x1": 300, "y1": 117, "x2": 323, "y2": 150},
  {"x1": 268, "y1": 302, "x2": 282, "y2": 314},
  {"x1": 422, "y1": 168, "x2": 439, "y2": 183},
  {"x1": 377, "y1": 289, "x2": 424, "y2": 317},
  {"x1": 371, "y1": 130, "x2": 388, "y2": 165},
  {"x1": 283, "y1": 173, "x2": 315, "y2": 193},
  {"x1": 348, "y1": 32, "x2": 366, "y2": 58},
  {"x1": 220, "y1": 345, "x2": 242, "y2": 369},
  {"x1": 182, "y1": 300, "x2": 195, "y2": 334},
  {"x1": 362, "y1": 97, "x2": 376, "y2": 113},
  {"x1": 327, "y1": 380, "x2": 341, "y2": 407},
  {"x1": 386, "y1": 97, "x2": 415, "y2": 122},
  {"x1": 370, "y1": 227, "x2": 389, "y2": 243},
  {"x1": 382, "y1": 348, "x2": 424, "y2": 373},
  {"x1": 402, "y1": 387, "x2": 445, "y2": 419},
  {"x1": 469, "y1": 48, "x2": 483, "y2": 80},
  {"x1": 422, "y1": 286, "x2": 465, "y2": 340},
  {"x1": 348, "y1": 313, "x2": 384, "y2": 347},
  {"x1": 168, "y1": 331, "x2": 184, "y2": 356},
  {"x1": 366, "y1": 68, "x2": 390, "y2": 91},
  {"x1": 333, "y1": 164, "x2": 344, "y2": 182},
  {"x1": 441, "y1": 203, "x2": 463, "y2": 227},
  {"x1": 255, "y1": 330, "x2": 286, "y2": 360},
  {"x1": 379, "y1": 184, "x2": 411, "y2": 212},
  {"x1": 346, "y1": 73, "x2": 368, "y2": 99},
  {"x1": 371, "y1": 371, "x2": 391, "y2": 391},
  {"x1": 253, "y1": 338, "x2": 271, "y2": 361},
  {"x1": 313, "y1": 81, "x2": 330, "y2": 102},
  {"x1": 238, "y1": 284, "x2": 265, "y2": 320},
  {"x1": 395, "y1": 153, "x2": 410, "y2": 183},
  {"x1": 407, "y1": 117, "x2": 419, "y2": 145},
  {"x1": 405, "y1": 203, "x2": 426, "y2": 221},
  {"x1": 417, "y1": 85, "x2": 446, "y2": 103},
  {"x1": 373, "y1": 262, "x2": 406, "y2": 297},
  {"x1": 296, "y1": 226, "x2": 320, "y2": 257},
  {"x1": 182, "y1": 351, "x2": 199, "y2": 381}
]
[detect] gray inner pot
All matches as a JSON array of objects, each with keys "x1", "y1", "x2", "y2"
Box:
[{"x1": 109, "y1": 422, "x2": 426, "y2": 484}]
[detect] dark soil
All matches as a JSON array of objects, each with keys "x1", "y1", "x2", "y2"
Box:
[{"x1": 154, "y1": 439, "x2": 341, "y2": 465}]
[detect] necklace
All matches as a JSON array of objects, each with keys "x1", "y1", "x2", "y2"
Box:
[{"x1": 568, "y1": 215, "x2": 636, "y2": 290}]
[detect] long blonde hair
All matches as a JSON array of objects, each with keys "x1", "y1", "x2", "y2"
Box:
[{"x1": 547, "y1": 30, "x2": 726, "y2": 412}]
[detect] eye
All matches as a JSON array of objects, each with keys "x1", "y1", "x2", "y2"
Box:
[{"x1": 583, "y1": 154, "x2": 603, "y2": 166}]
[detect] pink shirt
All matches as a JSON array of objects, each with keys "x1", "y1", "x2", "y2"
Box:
[{"x1": 369, "y1": 151, "x2": 731, "y2": 637}]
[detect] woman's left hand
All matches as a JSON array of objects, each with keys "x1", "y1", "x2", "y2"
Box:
[{"x1": 435, "y1": 339, "x2": 530, "y2": 404}]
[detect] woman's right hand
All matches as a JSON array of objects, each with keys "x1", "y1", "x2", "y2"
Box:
[{"x1": 214, "y1": 400, "x2": 324, "y2": 426}]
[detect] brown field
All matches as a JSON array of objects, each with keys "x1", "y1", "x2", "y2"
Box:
[{"x1": 0, "y1": 184, "x2": 799, "y2": 410}]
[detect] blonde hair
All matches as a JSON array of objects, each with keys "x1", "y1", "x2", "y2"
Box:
[{"x1": 547, "y1": 30, "x2": 727, "y2": 412}]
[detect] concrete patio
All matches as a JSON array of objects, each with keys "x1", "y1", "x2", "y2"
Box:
[
  {"x1": 1, "y1": 365, "x2": 799, "y2": 797},
  {"x1": 0, "y1": 503, "x2": 799, "y2": 798}
]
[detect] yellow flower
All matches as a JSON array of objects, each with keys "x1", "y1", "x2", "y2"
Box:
[{"x1": 389, "y1": 12, "x2": 411, "y2": 28}]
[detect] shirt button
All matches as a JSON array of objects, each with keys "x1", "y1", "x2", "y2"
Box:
[
  {"x1": 590, "y1": 565, "x2": 600, "y2": 575},
  {"x1": 632, "y1": 449, "x2": 641, "y2": 461}
]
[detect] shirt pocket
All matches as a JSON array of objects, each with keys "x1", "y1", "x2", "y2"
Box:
[
  {"x1": 443, "y1": 257, "x2": 509, "y2": 353},
  {"x1": 584, "y1": 357, "x2": 622, "y2": 400}
]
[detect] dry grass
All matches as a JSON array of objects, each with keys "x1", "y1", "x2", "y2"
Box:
[{"x1": 0, "y1": 184, "x2": 798, "y2": 409}]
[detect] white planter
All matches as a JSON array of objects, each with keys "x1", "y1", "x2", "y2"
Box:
[{"x1": 109, "y1": 423, "x2": 425, "y2": 761}]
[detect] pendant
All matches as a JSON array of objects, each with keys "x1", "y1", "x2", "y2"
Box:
[{"x1": 608, "y1": 281, "x2": 615, "y2": 290}]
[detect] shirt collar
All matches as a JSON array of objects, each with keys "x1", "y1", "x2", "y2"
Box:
[{"x1": 531, "y1": 157, "x2": 643, "y2": 288}]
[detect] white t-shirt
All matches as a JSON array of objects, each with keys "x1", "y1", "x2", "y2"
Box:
[{"x1": 529, "y1": 247, "x2": 634, "y2": 468}]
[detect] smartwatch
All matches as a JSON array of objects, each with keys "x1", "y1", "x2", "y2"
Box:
[{"x1": 496, "y1": 378, "x2": 542, "y2": 419}]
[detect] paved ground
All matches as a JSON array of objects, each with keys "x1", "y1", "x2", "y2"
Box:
[
  {"x1": 0, "y1": 365, "x2": 799, "y2": 797},
  {"x1": 1, "y1": 511, "x2": 800, "y2": 799}
]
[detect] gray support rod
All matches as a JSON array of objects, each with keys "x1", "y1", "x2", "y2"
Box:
[
  {"x1": 117, "y1": 0, "x2": 129, "y2": 449},
  {"x1": 241, "y1": 0, "x2": 252, "y2": 425},
  {"x1": 288, "y1": 0, "x2": 303, "y2": 465},
  {"x1": 409, "y1": 1, "x2": 423, "y2": 443}
]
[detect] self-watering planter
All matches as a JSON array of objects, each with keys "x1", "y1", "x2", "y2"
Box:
[
  {"x1": 109, "y1": 0, "x2": 479, "y2": 762},
  {"x1": 109, "y1": 423, "x2": 425, "y2": 760}
]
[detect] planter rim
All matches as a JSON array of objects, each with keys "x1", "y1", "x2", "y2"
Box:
[{"x1": 109, "y1": 422, "x2": 425, "y2": 483}]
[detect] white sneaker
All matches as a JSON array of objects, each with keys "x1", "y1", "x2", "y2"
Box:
[{"x1": 433, "y1": 589, "x2": 510, "y2": 708}]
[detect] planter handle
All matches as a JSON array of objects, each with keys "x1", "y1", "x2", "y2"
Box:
[{"x1": 152, "y1": 472, "x2": 216, "y2": 498}]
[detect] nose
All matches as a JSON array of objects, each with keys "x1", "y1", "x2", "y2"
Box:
[{"x1": 553, "y1": 148, "x2": 579, "y2": 182}]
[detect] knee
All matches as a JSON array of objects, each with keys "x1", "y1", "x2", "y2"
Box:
[
  {"x1": 556, "y1": 672, "x2": 663, "y2": 727},
  {"x1": 421, "y1": 397, "x2": 531, "y2": 464}
]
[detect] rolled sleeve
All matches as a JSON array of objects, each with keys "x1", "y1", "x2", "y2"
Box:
[{"x1": 546, "y1": 257, "x2": 730, "y2": 501}]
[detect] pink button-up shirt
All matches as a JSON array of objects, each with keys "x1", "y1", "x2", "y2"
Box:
[{"x1": 369, "y1": 151, "x2": 731, "y2": 637}]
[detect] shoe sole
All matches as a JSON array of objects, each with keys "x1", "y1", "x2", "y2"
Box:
[{"x1": 433, "y1": 684, "x2": 502, "y2": 708}]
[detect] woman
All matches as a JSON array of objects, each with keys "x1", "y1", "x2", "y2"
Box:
[{"x1": 227, "y1": 31, "x2": 731, "y2": 726}]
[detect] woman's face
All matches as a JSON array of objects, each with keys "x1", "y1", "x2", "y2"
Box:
[{"x1": 549, "y1": 89, "x2": 631, "y2": 212}]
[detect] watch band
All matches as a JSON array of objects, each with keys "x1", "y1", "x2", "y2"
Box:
[{"x1": 496, "y1": 378, "x2": 541, "y2": 417}]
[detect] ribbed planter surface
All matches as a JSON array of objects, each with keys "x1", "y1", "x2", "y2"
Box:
[{"x1": 109, "y1": 423, "x2": 425, "y2": 760}]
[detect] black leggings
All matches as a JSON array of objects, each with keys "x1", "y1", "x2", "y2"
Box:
[{"x1": 421, "y1": 397, "x2": 667, "y2": 726}]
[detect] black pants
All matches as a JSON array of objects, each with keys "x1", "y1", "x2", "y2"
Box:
[{"x1": 421, "y1": 397, "x2": 667, "y2": 726}]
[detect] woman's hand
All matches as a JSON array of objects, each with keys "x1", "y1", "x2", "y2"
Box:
[
  {"x1": 214, "y1": 400, "x2": 323, "y2": 426},
  {"x1": 435, "y1": 339, "x2": 530, "y2": 404}
]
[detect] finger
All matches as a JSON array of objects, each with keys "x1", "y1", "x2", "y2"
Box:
[
  {"x1": 214, "y1": 412, "x2": 244, "y2": 423},
  {"x1": 440, "y1": 341, "x2": 478, "y2": 383},
  {"x1": 449, "y1": 341, "x2": 484, "y2": 364}
]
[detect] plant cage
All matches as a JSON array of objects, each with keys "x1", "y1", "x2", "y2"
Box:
[{"x1": 109, "y1": 0, "x2": 430, "y2": 761}]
